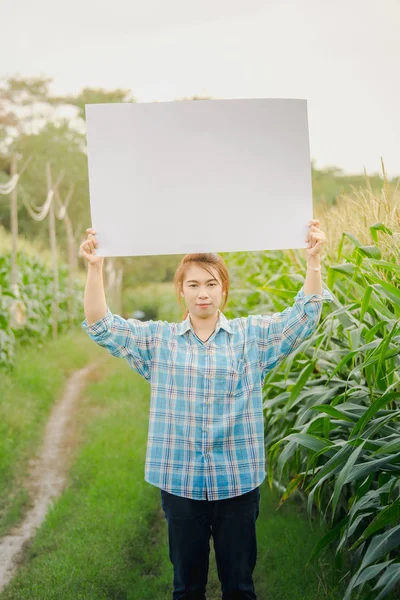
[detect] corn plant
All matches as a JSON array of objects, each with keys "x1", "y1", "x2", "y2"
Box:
[
  {"x1": 227, "y1": 232, "x2": 399, "y2": 599},
  {"x1": 226, "y1": 170, "x2": 400, "y2": 599},
  {"x1": 0, "y1": 251, "x2": 85, "y2": 370}
]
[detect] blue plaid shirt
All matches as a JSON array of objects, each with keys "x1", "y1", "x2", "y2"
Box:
[{"x1": 81, "y1": 285, "x2": 333, "y2": 500}]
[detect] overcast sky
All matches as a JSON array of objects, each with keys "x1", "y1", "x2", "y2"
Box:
[{"x1": 3, "y1": 0, "x2": 400, "y2": 177}]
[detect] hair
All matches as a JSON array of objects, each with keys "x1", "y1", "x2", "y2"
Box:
[{"x1": 173, "y1": 253, "x2": 230, "y2": 320}]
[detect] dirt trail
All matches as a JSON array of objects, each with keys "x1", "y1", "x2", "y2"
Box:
[{"x1": 0, "y1": 357, "x2": 107, "y2": 593}]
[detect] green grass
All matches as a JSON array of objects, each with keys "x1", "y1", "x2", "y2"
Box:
[
  {"x1": 0, "y1": 354, "x2": 172, "y2": 599},
  {"x1": 0, "y1": 330, "x2": 106, "y2": 537},
  {"x1": 254, "y1": 489, "x2": 346, "y2": 599},
  {"x1": 1, "y1": 333, "x2": 348, "y2": 599}
]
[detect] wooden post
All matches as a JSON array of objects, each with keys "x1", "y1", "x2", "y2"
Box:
[
  {"x1": 104, "y1": 257, "x2": 123, "y2": 314},
  {"x1": 7, "y1": 153, "x2": 32, "y2": 329},
  {"x1": 54, "y1": 185, "x2": 76, "y2": 328},
  {"x1": 10, "y1": 152, "x2": 18, "y2": 292},
  {"x1": 64, "y1": 213, "x2": 75, "y2": 328},
  {"x1": 46, "y1": 162, "x2": 59, "y2": 340},
  {"x1": 8, "y1": 152, "x2": 27, "y2": 329}
]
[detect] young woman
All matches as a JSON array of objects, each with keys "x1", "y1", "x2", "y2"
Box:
[{"x1": 79, "y1": 220, "x2": 333, "y2": 600}]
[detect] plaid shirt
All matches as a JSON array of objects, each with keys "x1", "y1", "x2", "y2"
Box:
[{"x1": 81, "y1": 285, "x2": 333, "y2": 500}]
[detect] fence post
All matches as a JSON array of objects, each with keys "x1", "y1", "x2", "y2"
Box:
[
  {"x1": 104, "y1": 257, "x2": 123, "y2": 315},
  {"x1": 10, "y1": 152, "x2": 18, "y2": 292},
  {"x1": 46, "y1": 162, "x2": 59, "y2": 340}
]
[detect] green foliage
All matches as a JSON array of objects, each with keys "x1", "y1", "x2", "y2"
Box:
[
  {"x1": 0, "y1": 122, "x2": 89, "y2": 261},
  {"x1": 0, "y1": 250, "x2": 85, "y2": 371},
  {"x1": 224, "y1": 227, "x2": 400, "y2": 598}
]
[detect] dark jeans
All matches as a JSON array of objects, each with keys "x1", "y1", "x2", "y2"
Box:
[{"x1": 160, "y1": 486, "x2": 261, "y2": 600}]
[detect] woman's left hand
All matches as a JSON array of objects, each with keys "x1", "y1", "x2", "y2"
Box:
[{"x1": 305, "y1": 219, "x2": 326, "y2": 258}]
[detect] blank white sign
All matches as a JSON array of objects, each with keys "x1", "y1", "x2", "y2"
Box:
[{"x1": 85, "y1": 98, "x2": 312, "y2": 257}]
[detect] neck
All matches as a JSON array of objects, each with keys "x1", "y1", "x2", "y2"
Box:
[{"x1": 189, "y1": 309, "x2": 220, "y2": 333}]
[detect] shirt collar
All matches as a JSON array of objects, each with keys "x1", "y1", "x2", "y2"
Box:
[{"x1": 176, "y1": 309, "x2": 233, "y2": 336}]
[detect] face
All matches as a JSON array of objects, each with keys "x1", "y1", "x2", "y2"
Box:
[{"x1": 180, "y1": 263, "x2": 225, "y2": 319}]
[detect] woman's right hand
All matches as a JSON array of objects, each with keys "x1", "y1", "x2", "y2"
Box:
[{"x1": 79, "y1": 228, "x2": 104, "y2": 266}]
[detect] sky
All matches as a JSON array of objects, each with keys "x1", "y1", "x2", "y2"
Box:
[{"x1": 3, "y1": 0, "x2": 400, "y2": 177}]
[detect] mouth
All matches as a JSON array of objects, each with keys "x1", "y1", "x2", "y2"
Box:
[{"x1": 197, "y1": 304, "x2": 210, "y2": 307}]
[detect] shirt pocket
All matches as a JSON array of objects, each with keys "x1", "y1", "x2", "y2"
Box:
[{"x1": 213, "y1": 356, "x2": 245, "y2": 399}]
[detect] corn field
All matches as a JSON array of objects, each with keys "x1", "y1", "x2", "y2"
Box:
[{"x1": 226, "y1": 169, "x2": 400, "y2": 599}]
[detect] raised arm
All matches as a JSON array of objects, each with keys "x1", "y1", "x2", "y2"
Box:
[
  {"x1": 79, "y1": 227, "x2": 106, "y2": 324},
  {"x1": 79, "y1": 227, "x2": 155, "y2": 381},
  {"x1": 84, "y1": 262, "x2": 107, "y2": 324},
  {"x1": 247, "y1": 286, "x2": 334, "y2": 375}
]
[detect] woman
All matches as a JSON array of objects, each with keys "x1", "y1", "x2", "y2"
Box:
[{"x1": 80, "y1": 220, "x2": 333, "y2": 600}]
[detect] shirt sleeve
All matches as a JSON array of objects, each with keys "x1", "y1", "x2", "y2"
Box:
[
  {"x1": 81, "y1": 307, "x2": 156, "y2": 382},
  {"x1": 247, "y1": 285, "x2": 334, "y2": 375}
]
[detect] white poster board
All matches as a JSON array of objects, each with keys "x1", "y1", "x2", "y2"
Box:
[{"x1": 85, "y1": 98, "x2": 312, "y2": 257}]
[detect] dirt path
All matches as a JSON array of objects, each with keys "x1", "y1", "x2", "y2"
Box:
[{"x1": 0, "y1": 357, "x2": 107, "y2": 593}]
